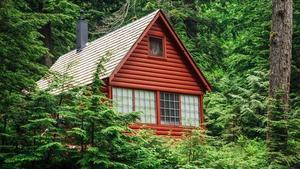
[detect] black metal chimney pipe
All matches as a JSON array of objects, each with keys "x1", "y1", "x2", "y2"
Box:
[{"x1": 76, "y1": 9, "x2": 88, "y2": 52}]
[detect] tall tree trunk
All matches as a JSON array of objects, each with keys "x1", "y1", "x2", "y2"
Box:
[
  {"x1": 35, "y1": 1, "x2": 53, "y2": 67},
  {"x1": 40, "y1": 22, "x2": 53, "y2": 67},
  {"x1": 268, "y1": 0, "x2": 292, "y2": 164}
]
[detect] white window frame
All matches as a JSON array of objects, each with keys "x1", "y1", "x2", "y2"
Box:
[
  {"x1": 112, "y1": 87, "x2": 201, "y2": 127},
  {"x1": 112, "y1": 87, "x2": 156, "y2": 124},
  {"x1": 135, "y1": 90, "x2": 156, "y2": 124},
  {"x1": 181, "y1": 94, "x2": 200, "y2": 127},
  {"x1": 112, "y1": 87, "x2": 133, "y2": 113}
]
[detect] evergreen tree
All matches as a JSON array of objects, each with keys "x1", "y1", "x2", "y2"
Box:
[
  {"x1": 0, "y1": 0, "x2": 48, "y2": 148},
  {"x1": 0, "y1": 0, "x2": 299, "y2": 168}
]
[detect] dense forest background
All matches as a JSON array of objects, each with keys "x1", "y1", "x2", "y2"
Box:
[{"x1": 0, "y1": 0, "x2": 299, "y2": 168}]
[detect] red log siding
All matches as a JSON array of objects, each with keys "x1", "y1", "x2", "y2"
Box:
[
  {"x1": 129, "y1": 124, "x2": 195, "y2": 137},
  {"x1": 111, "y1": 19, "x2": 203, "y2": 95},
  {"x1": 110, "y1": 18, "x2": 205, "y2": 137}
]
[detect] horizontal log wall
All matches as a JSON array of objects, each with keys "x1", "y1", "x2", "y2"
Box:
[
  {"x1": 111, "y1": 18, "x2": 203, "y2": 94},
  {"x1": 110, "y1": 18, "x2": 204, "y2": 137},
  {"x1": 129, "y1": 124, "x2": 197, "y2": 137}
]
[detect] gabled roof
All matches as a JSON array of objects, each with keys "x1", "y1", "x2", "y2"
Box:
[
  {"x1": 37, "y1": 10, "x2": 159, "y2": 92},
  {"x1": 109, "y1": 10, "x2": 212, "y2": 92},
  {"x1": 37, "y1": 9, "x2": 211, "y2": 93}
]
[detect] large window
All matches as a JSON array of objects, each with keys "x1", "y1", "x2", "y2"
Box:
[
  {"x1": 160, "y1": 92, "x2": 180, "y2": 125},
  {"x1": 181, "y1": 95, "x2": 199, "y2": 127},
  {"x1": 112, "y1": 88, "x2": 201, "y2": 127},
  {"x1": 112, "y1": 88, "x2": 156, "y2": 124},
  {"x1": 149, "y1": 36, "x2": 163, "y2": 56},
  {"x1": 112, "y1": 88, "x2": 133, "y2": 113},
  {"x1": 135, "y1": 90, "x2": 156, "y2": 123}
]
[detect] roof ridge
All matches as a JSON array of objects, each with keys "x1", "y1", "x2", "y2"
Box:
[{"x1": 95, "y1": 9, "x2": 160, "y2": 41}]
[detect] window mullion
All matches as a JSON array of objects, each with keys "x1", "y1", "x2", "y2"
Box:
[
  {"x1": 156, "y1": 91, "x2": 161, "y2": 125},
  {"x1": 132, "y1": 89, "x2": 135, "y2": 112},
  {"x1": 179, "y1": 95, "x2": 182, "y2": 126}
]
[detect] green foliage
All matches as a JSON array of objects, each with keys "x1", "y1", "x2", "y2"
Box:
[
  {"x1": 0, "y1": 0, "x2": 299, "y2": 168},
  {"x1": 174, "y1": 133, "x2": 268, "y2": 169},
  {"x1": 286, "y1": 94, "x2": 300, "y2": 167}
]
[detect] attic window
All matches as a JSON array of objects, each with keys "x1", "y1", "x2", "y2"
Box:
[{"x1": 149, "y1": 36, "x2": 163, "y2": 56}]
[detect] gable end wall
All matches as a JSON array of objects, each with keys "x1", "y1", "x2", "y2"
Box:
[{"x1": 110, "y1": 18, "x2": 203, "y2": 95}]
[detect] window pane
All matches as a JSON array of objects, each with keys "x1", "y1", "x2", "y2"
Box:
[
  {"x1": 150, "y1": 37, "x2": 163, "y2": 56},
  {"x1": 112, "y1": 87, "x2": 133, "y2": 113},
  {"x1": 160, "y1": 92, "x2": 180, "y2": 125},
  {"x1": 135, "y1": 90, "x2": 156, "y2": 123},
  {"x1": 181, "y1": 95, "x2": 199, "y2": 127}
]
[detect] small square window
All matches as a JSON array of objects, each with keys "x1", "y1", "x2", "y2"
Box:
[{"x1": 149, "y1": 37, "x2": 163, "y2": 56}]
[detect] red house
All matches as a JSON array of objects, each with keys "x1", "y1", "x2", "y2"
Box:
[{"x1": 37, "y1": 9, "x2": 211, "y2": 137}]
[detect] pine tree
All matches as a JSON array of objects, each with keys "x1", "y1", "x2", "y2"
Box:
[{"x1": 0, "y1": 0, "x2": 47, "y2": 149}]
